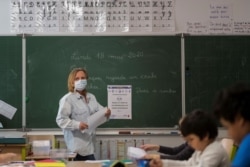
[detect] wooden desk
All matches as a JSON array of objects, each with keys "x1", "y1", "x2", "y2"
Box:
[
  {"x1": 0, "y1": 144, "x2": 27, "y2": 160},
  {"x1": 67, "y1": 161, "x2": 101, "y2": 167},
  {"x1": 0, "y1": 161, "x2": 136, "y2": 167},
  {"x1": 66, "y1": 161, "x2": 136, "y2": 167},
  {"x1": 25, "y1": 153, "x2": 76, "y2": 161}
]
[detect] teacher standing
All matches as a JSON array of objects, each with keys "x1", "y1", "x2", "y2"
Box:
[{"x1": 56, "y1": 68, "x2": 111, "y2": 161}]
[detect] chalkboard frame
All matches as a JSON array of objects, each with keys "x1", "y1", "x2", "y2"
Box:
[
  {"x1": 3, "y1": 35, "x2": 249, "y2": 129},
  {"x1": 25, "y1": 36, "x2": 182, "y2": 128}
]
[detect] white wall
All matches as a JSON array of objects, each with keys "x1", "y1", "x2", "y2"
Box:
[
  {"x1": 0, "y1": 0, "x2": 250, "y2": 34},
  {"x1": 175, "y1": 0, "x2": 250, "y2": 31},
  {"x1": 0, "y1": 1, "x2": 10, "y2": 34}
]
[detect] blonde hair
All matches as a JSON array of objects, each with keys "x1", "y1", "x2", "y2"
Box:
[{"x1": 67, "y1": 68, "x2": 88, "y2": 92}]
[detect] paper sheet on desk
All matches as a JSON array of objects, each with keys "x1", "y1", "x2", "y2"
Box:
[
  {"x1": 82, "y1": 107, "x2": 107, "y2": 133},
  {"x1": 0, "y1": 100, "x2": 17, "y2": 120}
]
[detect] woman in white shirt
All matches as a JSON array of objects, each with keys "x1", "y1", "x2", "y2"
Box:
[{"x1": 56, "y1": 68, "x2": 111, "y2": 161}]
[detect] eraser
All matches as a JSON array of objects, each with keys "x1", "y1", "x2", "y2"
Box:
[{"x1": 119, "y1": 131, "x2": 131, "y2": 134}]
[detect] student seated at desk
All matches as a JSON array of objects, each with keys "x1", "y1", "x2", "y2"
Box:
[
  {"x1": 140, "y1": 117, "x2": 194, "y2": 160},
  {"x1": 141, "y1": 142, "x2": 194, "y2": 161},
  {"x1": 213, "y1": 82, "x2": 250, "y2": 167},
  {"x1": 0, "y1": 153, "x2": 16, "y2": 163},
  {"x1": 149, "y1": 109, "x2": 230, "y2": 167}
]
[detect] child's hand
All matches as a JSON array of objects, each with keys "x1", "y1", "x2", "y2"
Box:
[{"x1": 150, "y1": 157, "x2": 163, "y2": 167}]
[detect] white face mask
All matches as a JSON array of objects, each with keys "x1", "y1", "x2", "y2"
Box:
[{"x1": 74, "y1": 79, "x2": 87, "y2": 91}]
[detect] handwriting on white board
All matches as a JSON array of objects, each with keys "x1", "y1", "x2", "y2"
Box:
[
  {"x1": 234, "y1": 21, "x2": 250, "y2": 34},
  {"x1": 186, "y1": 3, "x2": 241, "y2": 35},
  {"x1": 209, "y1": 3, "x2": 233, "y2": 34}
]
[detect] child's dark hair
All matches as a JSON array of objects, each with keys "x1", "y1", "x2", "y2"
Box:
[
  {"x1": 213, "y1": 82, "x2": 250, "y2": 123},
  {"x1": 180, "y1": 109, "x2": 218, "y2": 140}
]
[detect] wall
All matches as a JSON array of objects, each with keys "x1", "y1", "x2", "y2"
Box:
[{"x1": 0, "y1": 0, "x2": 250, "y2": 34}]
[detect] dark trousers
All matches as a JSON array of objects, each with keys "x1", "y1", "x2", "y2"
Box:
[{"x1": 73, "y1": 154, "x2": 95, "y2": 161}]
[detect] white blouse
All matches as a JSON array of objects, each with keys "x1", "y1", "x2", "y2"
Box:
[{"x1": 162, "y1": 141, "x2": 230, "y2": 167}]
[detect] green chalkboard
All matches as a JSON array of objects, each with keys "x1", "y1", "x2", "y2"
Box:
[
  {"x1": 26, "y1": 36, "x2": 182, "y2": 128},
  {"x1": 185, "y1": 36, "x2": 250, "y2": 114},
  {"x1": 3, "y1": 36, "x2": 250, "y2": 129},
  {"x1": 0, "y1": 37, "x2": 22, "y2": 128}
]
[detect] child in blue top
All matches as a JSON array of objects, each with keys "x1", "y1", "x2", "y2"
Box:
[{"x1": 213, "y1": 82, "x2": 250, "y2": 167}]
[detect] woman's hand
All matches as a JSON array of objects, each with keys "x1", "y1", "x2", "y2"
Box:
[
  {"x1": 105, "y1": 108, "x2": 111, "y2": 118},
  {"x1": 79, "y1": 122, "x2": 88, "y2": 130},
  {"x1": 140, "y1": 144, "x2": 160, "y2": 151},
  {"x1": 150, "y1": 157, "x2": 163, "y2": 167}
]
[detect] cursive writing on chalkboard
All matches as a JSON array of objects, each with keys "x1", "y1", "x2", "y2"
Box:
[
  {"x1": 135, "y1": 87, "x2": 176, "y2": 94},
  {"x1": 70, "y1": 51, "x2": 144, "y2": 61},
  {"x1": 89, "y1": 72, "x2": 158, "y2": 83}
]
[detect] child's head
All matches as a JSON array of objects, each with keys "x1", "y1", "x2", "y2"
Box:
[
  {"x1": 213, "y1": 82, "x2": 250, "y2": 144},
  {"x1": 180, "y1": 109, "x2": 218, "y2": 151}
]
